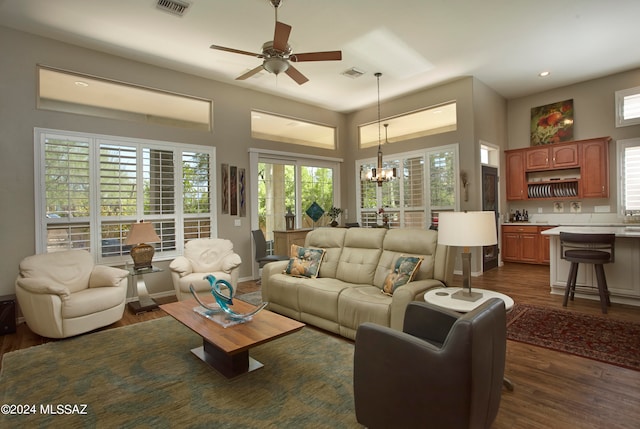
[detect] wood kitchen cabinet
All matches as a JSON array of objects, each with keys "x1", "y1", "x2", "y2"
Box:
[
  {"x1": 581, "y1": 139, "x2": 609, "y2": 198},
  {"x1": 505, "y1": 151, "x2": 526, "y2": 200},
  {"x1": 502, "y1": 225, "x2": 555, "y2": 265},
  {"x1": 525, "y1": 144, "x2": 579, "y2": 170},
  {"x1": 505, "y1": 137, "x2": 610, "y2": 201}
]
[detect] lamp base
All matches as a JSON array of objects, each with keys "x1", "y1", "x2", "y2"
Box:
[
  {"x1": 451, "y1": 289, "x2": 483, "y2": 302},
  {"x1": 130, "y1": 243, "x2": 154, "y2": 270}
]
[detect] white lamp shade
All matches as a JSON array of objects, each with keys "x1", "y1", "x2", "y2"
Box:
[{"x1": 437, "y1": 211, "x2": 497, "y2": 247}]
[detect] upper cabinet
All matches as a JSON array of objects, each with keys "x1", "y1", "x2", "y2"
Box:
[
  {"x1": 505, "y1": 137, "x2": 610, "y2": 201},
  {"x1": 525, "y1": 143, "x2": 579, "y2": 170}
]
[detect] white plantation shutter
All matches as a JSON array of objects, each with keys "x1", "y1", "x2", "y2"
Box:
[
  {"x1": 356, "y1": 145, "x2": 458, "y2": 228},
  {"x1": 36, "y1": 128, "x2": 215, "y2": 262},
  {"x1": 43, "y1": 135, "x2": 91, "y2": 251},
  {"x1": 182, "y1": 151, "x2": 211, "y2": 240},
  {"x1": 403, "y1": 156, "x2": 425, "y2": 228},
  {"x1": 616, "y1": 86, "x2": 640, "y2": 127},
  {"x1": 622, "y1": 140, "x2": 640, "y2": 214}
]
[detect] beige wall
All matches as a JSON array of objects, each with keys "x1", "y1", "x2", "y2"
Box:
[{"x1": 506, "y1": 69, "x2": 640, "y2": 216}]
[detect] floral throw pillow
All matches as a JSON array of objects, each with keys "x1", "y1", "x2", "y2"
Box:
[
  {"x1": 382, "y1": 255, "x2": 424, "y2": 296},
  {"x1": 284, "y1": 244, "x2": 326, "y2": 278}
]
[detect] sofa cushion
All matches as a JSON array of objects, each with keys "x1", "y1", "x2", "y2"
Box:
[
  {"x1": 374, "y1": 229, "x2": 438, "y2": 287},
  {"x1": 19, "y1": 250, "x2": 94, "y2": 294},
  {"x1": 284, "y1": 245, "x2": 326, "y2": 278},
  {"x1": 304, "y1": 228, "x2": 347, "y2": 278},
  {"x1": 382, "y1": 255, "x2": 423, "y2": 296},
  {"x1": 183, "y1": 238, "x2": 240, "y2": 273},
  {"x1": 336, "y1": 228, "x2": 387, "y2": 285}
]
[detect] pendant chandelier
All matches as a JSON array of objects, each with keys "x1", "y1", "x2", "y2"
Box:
[{"x1": 366, "y1": 72, "x2": 396, "y2": 187}]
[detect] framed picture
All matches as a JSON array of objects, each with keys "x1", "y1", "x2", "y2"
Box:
[
  {"x1": 238, "y1": 168, "x2": 246, "y2": 217},
  {"x1": 230, "y1": 166, "x2": 237, "y2": 216},
  {"x1": 221, "y1": 163, "x2": 229, "y2": 214},
  {"x1": 530, "y1": 99, "x2": 574, "y2": 146}
]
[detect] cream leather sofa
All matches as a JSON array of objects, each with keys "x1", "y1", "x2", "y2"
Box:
[
  {"x1": 169, "y1": 238, "x2": 242, "y2": 301},
  {"x1": 261, "y1": 227, "x2": 454, "y2": 340},
  {"x1": 15, "y1": 250, "x2": 129, "y2": 338}
]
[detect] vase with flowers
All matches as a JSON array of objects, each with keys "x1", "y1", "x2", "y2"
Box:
[
  {"x1": 378, "y1": 207, "x2": 389, "y2": 228},
  {"x1": 326, "y1": 206, "x2": 343, "y2": 227}
]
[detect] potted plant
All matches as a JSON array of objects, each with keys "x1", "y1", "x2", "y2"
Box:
[{"x1": 326, "y1": 206, "x2": 343, "y2": 227}]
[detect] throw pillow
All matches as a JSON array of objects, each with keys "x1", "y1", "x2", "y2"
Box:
[
  {"x1": 284, "y1": 244, "x2": 326, "y2": 278},
  {"x1": 382, "y1": 255, "x2": 424, "y2": 296}
]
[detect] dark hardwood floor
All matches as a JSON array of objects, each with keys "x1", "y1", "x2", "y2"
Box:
[{"x1": 2, "y1": 263, "x2": 639, "y2": 428}]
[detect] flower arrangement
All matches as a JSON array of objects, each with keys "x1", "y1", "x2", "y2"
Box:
[
  {"x1": 326, "y1": 206, "x2": 343, "y2": 226},
  {"x1": 327, "y1": 206, "x2": 343, "y2": 221},
  {"x1": 378, "y1": 207, "x2": 389, "y2": 225}
]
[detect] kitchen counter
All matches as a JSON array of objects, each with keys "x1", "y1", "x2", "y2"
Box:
[
  {"x1": 541, "y1": 225, "x2": 640, "y2": 237},
  {"x1": 541, "y1": 225, "x2": 640, "y2": 306}
]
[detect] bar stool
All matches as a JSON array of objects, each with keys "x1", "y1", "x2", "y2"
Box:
[{"x1": 559, "y1": 232, "x2": 615, "y2": 314}]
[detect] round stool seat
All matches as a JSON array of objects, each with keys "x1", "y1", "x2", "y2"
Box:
[
  {"x1": 564, "y1": 249, "x2": 611, "y2": 263},
  {"x1": 560, "y1": 232, "x2": 615, "y2": 314}
]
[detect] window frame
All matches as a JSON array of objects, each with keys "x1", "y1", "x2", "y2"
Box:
[
  {"x1": 34, "y1": 127, "x2": 216, "y2": 264},
  {"x1": 615, "y1": 86, "x2": 640, "y2": 128},
  {"x1": 355, "y1": 144, "x2": 460, "y2": 228},
  {"x1": 617, "y1": 137, "x2": 640, "y2": 217},
  {"x1": 249, "y1": 148, "x2": 342, "y2": 245}
]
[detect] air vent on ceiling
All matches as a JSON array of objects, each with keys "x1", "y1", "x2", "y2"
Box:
[
  {"x1": 156, "y1": 0, "x2": 191, "y2": 16},
  {"x1": 342, "y1": 67, "x2": 365, "y2": 79}
]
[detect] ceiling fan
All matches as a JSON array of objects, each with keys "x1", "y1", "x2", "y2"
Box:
[{"x1": 209, "y1": 0, "x2": 342, "y2": 85}]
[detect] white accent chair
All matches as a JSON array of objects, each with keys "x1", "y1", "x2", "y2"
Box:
[
  {"x1": 15, "y1": 250, "x2": 129, "y2": 338},
  {"x1": 169, "y1": 238, "x2": 242, "y2": 301}
]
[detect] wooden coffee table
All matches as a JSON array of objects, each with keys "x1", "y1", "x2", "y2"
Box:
[{"x1": 160, "y1": 298, "x2": 305, "y2": 379}]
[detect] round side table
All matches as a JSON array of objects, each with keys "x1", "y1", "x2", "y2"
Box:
[{"x1": 424, "y1": 287, "x2": 514, "y2": 313}]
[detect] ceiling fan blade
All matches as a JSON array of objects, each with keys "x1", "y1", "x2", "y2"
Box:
[
  {"x1": 273, "y1": 21, "x2": 292, "y2": 52},
  {"x1": 210, "y1": 44, "x2": 263, "y2": 58},
  {"x1": 291, "y1": 51, "x2": 342, "y2": 62},
  {"x1": 236, "y1": 65, "x2": 264, "y2": 80},
  {"x1": 285, "y1": 65, "x2": 309, "y2": 85}
]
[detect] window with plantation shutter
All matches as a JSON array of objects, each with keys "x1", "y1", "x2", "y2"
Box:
[
  {"x1": 616, "y1": 86, "x2": 640, "y2": 128},
  {"x1": 35, "y1": 128, "x2": 216, "y2": 263},
  {"x1": 183, "y1": 151, "x2": 211, "y2": 240},
  {"x1": 356, "y1": 144, "x2": 458, "y2": 228},
  {"x1": 42, "y1": 134, "x2": 91, "y2": 252},
  {"x1": 618, "y1": 138, "x2": 640, "y2": 216}
]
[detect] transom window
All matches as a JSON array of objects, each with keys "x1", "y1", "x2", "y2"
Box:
[{"x1": 35, "y1": 128, "x2": 216, "y2": 264}]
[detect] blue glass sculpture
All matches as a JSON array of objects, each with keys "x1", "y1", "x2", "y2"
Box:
[{"x1": 189, "y1": 275, "x2": 267, "y2": 321}]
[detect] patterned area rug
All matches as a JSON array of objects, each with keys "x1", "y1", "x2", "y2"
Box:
[
  {"x1": 236, "y1": 290, "x2": 264, "y2": 306},
  {"x1": 507, "y1": 304, "x2": 640, "y2": 371},
  {"x1": 0, "y1": 317, "x2": 357, "y2": 428}
]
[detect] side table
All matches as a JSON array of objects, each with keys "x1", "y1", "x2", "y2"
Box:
[
  {"x1": 424, "y1": 287, "x2": 514, "y2": 313},
  {"x1": 128, "y1": 266, "x2": 162, "y2": 314},
  {"x1": 424, "y1": 287, "x2": 515, "y2": 391}
]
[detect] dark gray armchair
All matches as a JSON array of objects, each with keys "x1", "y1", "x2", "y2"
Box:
[{"x1": 353, "y1": 298, "x2": 507, "y2": 429}]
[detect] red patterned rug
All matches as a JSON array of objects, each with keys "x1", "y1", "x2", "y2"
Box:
[{"x1": 506, "y1": 304, "x2": 640, "y2": 371}]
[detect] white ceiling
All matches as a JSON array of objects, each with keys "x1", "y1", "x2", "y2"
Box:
[{"x1": 2, "y1": 0, "x2": 640, "y2": 113}]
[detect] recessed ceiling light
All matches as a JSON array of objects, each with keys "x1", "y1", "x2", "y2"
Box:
[
  {"x1": 538, "y1": 71, "x2": 551, "y2": 77},
  {"x1": 74, "y1": 81, "x2": 89, "y2": 87}
]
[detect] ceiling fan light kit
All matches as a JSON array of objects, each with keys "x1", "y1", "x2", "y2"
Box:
[{"x1": 209, "y1": 0, "x2": 342, "y2": 85}]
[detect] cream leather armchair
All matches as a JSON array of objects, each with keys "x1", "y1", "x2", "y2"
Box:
[
  {"x1": 169, "y1": 238, "x2": 242, "y2": 301},
  {"x1": 15, "y1": 250, "x2": 129, "y2": 339}
]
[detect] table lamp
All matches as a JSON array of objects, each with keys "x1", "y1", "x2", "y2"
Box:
[
  {"x1": 437, "y1": 211, "x2": 497, "y2": 301},
  {"x1": 125, "y1": 220, "x2": 161, "y2": 270}
]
